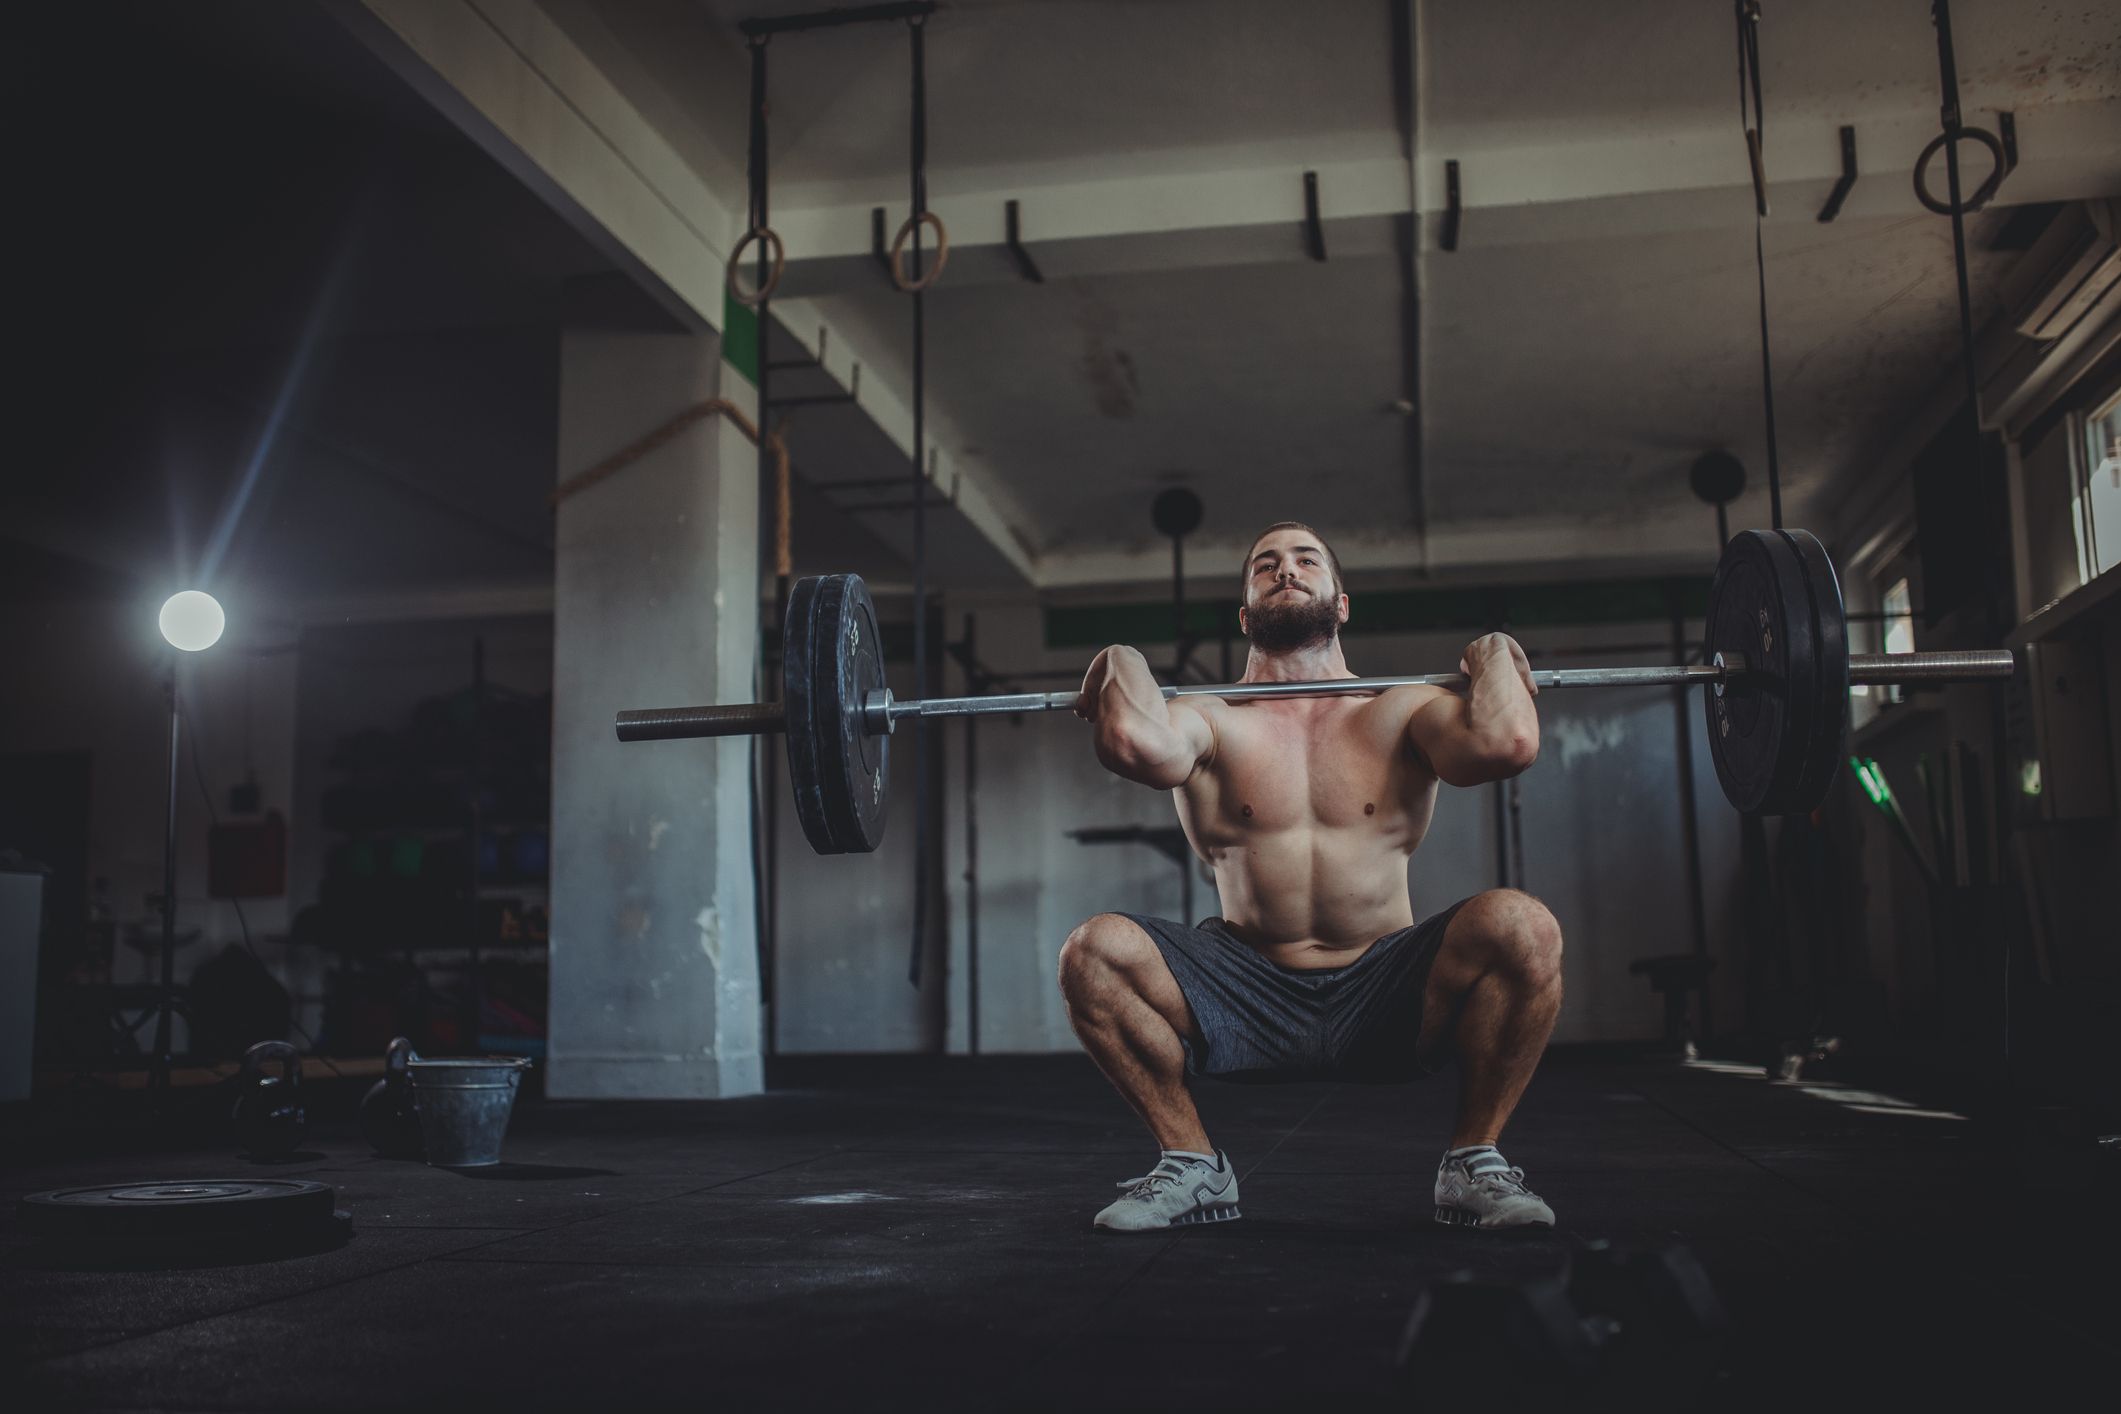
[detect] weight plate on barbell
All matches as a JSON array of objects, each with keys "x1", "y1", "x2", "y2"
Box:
[
  {"x1": 1704, "y1": 528, "x2": 1856, "y2": 815},
  {"x1": 1778, "y1": 528, "x2": 1850, "y2": 814},
  {"x1": 783, "y1": 574, "x2": 889, "y2": 854},
  {"x1": 1704, "y1": 530, "x2": 1803, "y2": 814}
]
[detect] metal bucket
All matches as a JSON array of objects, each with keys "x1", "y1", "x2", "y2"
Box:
[{"x1": 407, "y1": 1057, "x2": 532, "y2": 1167}]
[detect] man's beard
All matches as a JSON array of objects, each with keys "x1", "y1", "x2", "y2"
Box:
[{"x1": 1244, "y1": 590, "x2": 1340, "y2": 653}]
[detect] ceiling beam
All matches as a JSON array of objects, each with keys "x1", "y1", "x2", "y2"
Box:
[
  {"x1": 326, "y1": 0, "x2": 1036, "y2": 585},
  {"x1": 1416, "y1": 96, "x2": 2121, "y2": 251},
  {"x1": 758, "y1": 94, "x2": 2121, "y2": 299}
]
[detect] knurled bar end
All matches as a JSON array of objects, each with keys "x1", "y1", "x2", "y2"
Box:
[
  {"x1": 615, "y1": 702, "x2": 786, "y2": 742},
  {"x1": 1847, "y1": 649, "x2": 2018, "y2": 685}
]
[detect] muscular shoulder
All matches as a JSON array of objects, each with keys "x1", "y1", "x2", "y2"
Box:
[
  {"x1": 1376, "y1": 684, "x2": 1455, "y2": 770},
  {"x1": 1375, "y1": 683, "x2": 1452, "y2": 730},
  {"x1": 1168, "y1": 695, "x2": 1223, "y2": 765},
  {"x1": 1170, "y1": 694, "x2": 1227, "y2": 727}
]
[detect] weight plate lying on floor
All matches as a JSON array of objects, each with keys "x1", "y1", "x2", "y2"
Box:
[
  {"x1": 18, "y1": 1179, "x2": 351, "y2": 1258},
  {"x1": 783, "y1": 573, "x2": 889, "y2": 854}
]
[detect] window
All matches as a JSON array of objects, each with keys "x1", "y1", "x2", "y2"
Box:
[
  {"x1": 2082, "y1": 388, "x2": 2121, "y2": 582},
  {"x1": 1876, "y1": 576, "x2": 1915, "y2": 706},
  {"x1": 1881, "y1": 578, "x2": 1915, "y2": 656}
]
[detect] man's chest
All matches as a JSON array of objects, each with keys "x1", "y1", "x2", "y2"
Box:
[{"x1": 1204, "y1": 705, "x2": 1406, "y2": 831}]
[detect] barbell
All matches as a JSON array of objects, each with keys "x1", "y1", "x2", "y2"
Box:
[{"x1": 615, "y1": 529, "x2": 2016, "y2": 854}]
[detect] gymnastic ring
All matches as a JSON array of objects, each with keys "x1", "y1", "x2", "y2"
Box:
[
  {"x1": 1912, "y1": 127, "x2": 2006, "y2": 216},
  {"x1": 726, "y1": 226, "x2": 786, "y2": 308},
  {"x1": 889, "y1": 211, "x2": 950, "y2": 293}
]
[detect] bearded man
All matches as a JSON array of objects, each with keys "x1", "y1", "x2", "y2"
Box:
[{"x1": 1063, "y1": 521, "x2": 1561, "y2": 1232}]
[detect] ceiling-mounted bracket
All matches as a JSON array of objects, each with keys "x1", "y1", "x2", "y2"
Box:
[
  {"x1": 871, "y1": 207, "x2": 893, "y2": 283},
  {"x1": 1816, "y1": 126, "x2": 1859, "y2": 222},
  {"x1": 1303, "y1": 171, "x2": 1327, "y2": 262},
  {"x1": 1005, "y1": 200, "x2": 1044, "y2": 284},
  {"x1": 1441, "y1": 160, "x2": 1463, "y2": 252}
]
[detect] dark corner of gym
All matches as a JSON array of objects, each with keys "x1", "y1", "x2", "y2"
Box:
[{"x1": 5, "y1": 0, "x2": 2117, "y2": 1408}]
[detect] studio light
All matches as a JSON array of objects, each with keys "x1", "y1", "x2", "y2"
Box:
[
  {"x1": 159, "y1": 590, "x2": 226, "y2": 652},
  {"x1": 147, "y1": 588, "x2": 227, "y2": 1094}
]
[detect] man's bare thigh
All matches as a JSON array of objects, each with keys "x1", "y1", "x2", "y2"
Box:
[
  {"x1": 1093, "y1": 914, "x2": 1205, "y2": 1046},
  {"x1": 1414, "y1": 906, "x2": 1490, "y2": 1070}
]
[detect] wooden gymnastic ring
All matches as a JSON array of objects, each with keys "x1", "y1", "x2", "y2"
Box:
[
  {"x1": 1912, "y1": 127, "x2": 2006, "y2": 216},
  {"x1": 889, "y1": 211, "x2": 950, "y2": 293},
  {"x1": 726, "y1": 226, "x2": 786, "y2": 307}
]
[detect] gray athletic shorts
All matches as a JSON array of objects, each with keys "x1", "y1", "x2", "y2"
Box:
[{"x1": 1118, "y1": 901, "x2": 1468, "y2": 1085}]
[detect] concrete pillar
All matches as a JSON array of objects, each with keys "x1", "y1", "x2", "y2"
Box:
[{"x1": 547, "y1": 331, "x2": 762, "y2": 1099}]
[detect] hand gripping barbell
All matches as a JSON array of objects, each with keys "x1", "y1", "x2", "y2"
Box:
[{"x1": 615, "y1": 530, "x2": 2016, "y2": 854}]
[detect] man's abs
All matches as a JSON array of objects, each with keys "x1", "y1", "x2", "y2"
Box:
[
  {"x1": 1174, "y1": 694, "x2": 1441, "y2": 965},
  {"x1": 1209, "y1": 833, "x2": 1419, "y2": 968}
]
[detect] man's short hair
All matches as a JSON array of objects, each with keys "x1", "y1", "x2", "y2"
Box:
[{"x1": 1243, "y1": 522, "x2": 1344, "y2": 598}]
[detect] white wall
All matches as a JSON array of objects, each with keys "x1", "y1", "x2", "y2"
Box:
[{"x1": 546, "y1": 332, "x2": 762, "y2": 1098}]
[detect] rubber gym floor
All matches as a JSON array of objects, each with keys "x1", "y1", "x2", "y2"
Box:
[{"x1": 5, "y1": 1049, "x2": 2113, "y2": 1411}]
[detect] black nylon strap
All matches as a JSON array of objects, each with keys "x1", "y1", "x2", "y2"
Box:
[
  {"x1": 1931, "y1": 0, "x2": 1983, "y2": 418},
  {"x1": 746, "y1": 38, "x2": 768, "y2": 233},
  {"x1": 745, "y1": 34, "x2": 778, "y2": 1037},
  {"x1": 1736, "y1": 0, "x2": 1783, "y2": 531},
  {"x1": 747, "y1": 36, "x2": 774, "y2": 612},
  {"x1": 907, "y1": 14, "x2": 931, "y2": 988}
]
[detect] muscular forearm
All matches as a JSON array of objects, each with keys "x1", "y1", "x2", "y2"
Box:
[
  {"x1": 1464, "y1": 647, "x2": 1539, "y2": 769},
  {"x1": 1087, "y1": 647, "x2": 1197, "y2": 785}
]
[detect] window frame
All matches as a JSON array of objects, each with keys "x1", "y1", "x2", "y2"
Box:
[{"x1": 2078, "y1": 374, "x2": 2121, "y2": 585}]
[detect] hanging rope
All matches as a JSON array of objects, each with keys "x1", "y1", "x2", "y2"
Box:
[
  {"x1": 1735, "y1": 0, "x2": 1783, "y2": 532},
  {"x1": 906, "y1": 12, "x2": 933, "y2": 989},
  {"x1": 728, "y1": 39, "x2": 784, "y2": 307},
  {"x1": 1926, "y1": 0, "x2": 1987, "y2": 421}
]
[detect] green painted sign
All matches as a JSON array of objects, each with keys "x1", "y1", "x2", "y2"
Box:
[{"x1": 722, "y1": 288, "x2": 760, "y2": 386}]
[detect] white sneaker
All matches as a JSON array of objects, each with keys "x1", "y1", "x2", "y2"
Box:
[
  {"x1": 1433, "y1": 1147, "x2": 1555, "y2": 1230},
  {"x1": 1093, "y1": 1150, "x2": 1241, "y2": 1232}
]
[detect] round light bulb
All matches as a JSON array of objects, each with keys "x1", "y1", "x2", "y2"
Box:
[{"x1": 159, "y1": 591, "x2": 226, "y2": 652}]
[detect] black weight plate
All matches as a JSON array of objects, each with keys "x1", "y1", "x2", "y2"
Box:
[
  {"x1": 1778, "y1": 529, "x2": 1851, "y2": 814},
  {"x1": 1757, "y1": 530, "x2": 1822, "y2": 815},
  {"x1": 816, "y1": 575, "x2": 889, "y2": 853},
  {"x1": 782, "y1": 574, "x2": 889, "y2": 854},
  {"x1": 1704, "y1": 531, "x2": 1799, "y2": 814},
  {"x1": 19, "y1": 1180, "x2": 337, "y2": 1240},
  {"x1": 783, "y1": 575, "x2": 833, "y2": 853}
]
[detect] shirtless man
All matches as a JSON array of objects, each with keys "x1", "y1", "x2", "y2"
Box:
[{"x1": 1061, "y1": 521, "x2": 1562, "y2": 1233}]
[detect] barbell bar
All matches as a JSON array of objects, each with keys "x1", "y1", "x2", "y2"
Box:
[
  {"x1": 615, "y1": 649, "x2": 2014, "y2": 744},
  {"x1": 614, "y1": 530, "x2": 2022, "y2": 853}
]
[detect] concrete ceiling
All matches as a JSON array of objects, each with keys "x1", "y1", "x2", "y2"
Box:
[
  {"x1": 500, "y1": 0, "x2": 2120, "y2": 587},
  {"x1": 18, "y1": 0, "x2": 2121, "y2": 615},
  {"x1": 805, "y1": 252, "x2": 1414, "y2": 566}
]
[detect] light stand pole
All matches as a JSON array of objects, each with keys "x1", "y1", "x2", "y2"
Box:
[
  {"x1": 149, "y1": 656, "x2": 182, "y2": 1095},
  {"x1": 149, "y1": 590, "x2": 225, "y2": 1097}
]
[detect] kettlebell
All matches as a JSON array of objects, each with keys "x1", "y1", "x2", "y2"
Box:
[
  {"x1": 234, "y1": 1040, "x2": 308, "y2": 1158},
  {"x1": 360, "y1": 1036, "x2": 424, "y2": 1158}
]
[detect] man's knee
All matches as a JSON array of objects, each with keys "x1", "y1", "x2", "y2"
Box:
[
  {"x1": 1059, "y1": 913, "x2": 1156, "y2": 1002},
  {"x1": 1454, "y1": 889, "x2": 1563, "y2": 982}
]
